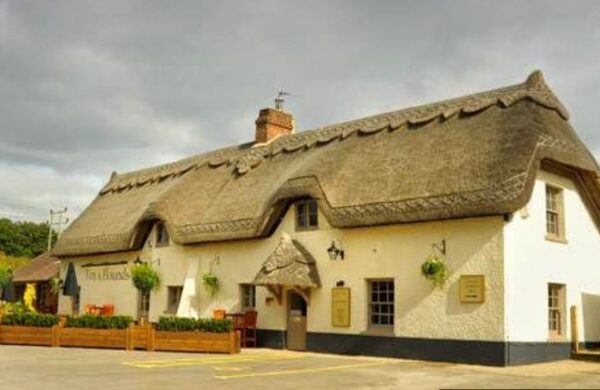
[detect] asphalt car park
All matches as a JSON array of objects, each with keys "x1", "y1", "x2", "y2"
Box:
[{"x1": 2, "y1": 345, "x2": 600, "y2": 389}]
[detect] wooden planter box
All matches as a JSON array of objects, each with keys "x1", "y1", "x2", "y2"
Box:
[
  {"x1": 154, "y1": 330, "x2": 240, "y2": 354},
  {"x1": 59, "y1": 327, "x2": 127, "y2": 349},
  {"x1": 0, "y1": 325, "x2": 58, "y2": 347},
  {"x1": 0, "y1": 324, "x2": 240, "y2": 354}
]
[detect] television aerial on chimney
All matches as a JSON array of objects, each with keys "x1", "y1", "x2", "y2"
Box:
[{"x1": 274, "y1": 89, "x2": 291, "y2": 111}]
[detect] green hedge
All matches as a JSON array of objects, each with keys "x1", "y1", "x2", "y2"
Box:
[
  {"x1": 0, "y1": 313, "x2": 60, "y2": 328},
  {"x1": 157, "y1": 316, "x2": 232, "y2": 333},
  {"x1": 65, "y1": 315, "x2": 133, "y2": 329}
]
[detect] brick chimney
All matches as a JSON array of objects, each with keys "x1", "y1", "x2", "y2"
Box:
[{"x1": 255, "y1": 108, "x2": 294, "y2": 144}]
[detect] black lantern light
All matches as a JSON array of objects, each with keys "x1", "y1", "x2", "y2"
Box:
[{"x1": 327, "y1": 241, "x2": 345, "y2": 260}]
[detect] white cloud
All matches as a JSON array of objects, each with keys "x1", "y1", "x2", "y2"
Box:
[{"x1": 0, "y1": 0, "x2": 599, "y2": 221}]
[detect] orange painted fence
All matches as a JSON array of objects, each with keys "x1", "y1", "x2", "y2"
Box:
[{"x1": 0, "y1": 323, "x2": 240, "y2": 354}]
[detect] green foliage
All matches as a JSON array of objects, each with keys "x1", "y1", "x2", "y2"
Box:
[
  {"x1": 2, "y1": 301, "x2": 28, "y2": 315},
  {"x1": 0, "y1": 218, "x2": 53, "y2": 258},
  {"x1": 420, "y1": 254, "x2": 449, "y2": 287},
  {"x1": 202, "y1": 272, "x2": 219, "y2": 296},
  {"x1": 156, "y1": 316, "x2": 232, "y2": 333},
  {"x1": 131, "y1": 264, "x2": 160, "y2": 293},
  {"x1": 49, "y1": 276, "x2": 62, "y2": 295},
  {"x1": 0, "y1": 262, "x2": 11, "y2": 289},
  {"x1": 65, "y1": 315, "x2": 133, "y2": 329},
  {"x1": 0, "y1": 251, "x2": 30, "y2": 271},
  {"x1": 1, "y1": 312, "x2": 59, "y2": 327}
]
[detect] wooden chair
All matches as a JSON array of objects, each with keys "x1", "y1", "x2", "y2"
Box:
[
  {"x1": 84, "y1": 304, "x2": 95, "y2": 315},
  {"x1": 224, "y1": 313, "x2": 246, "y2": 344},
  {"x1": 243, "y1": 310, "x2": 258, "y2": 348},
  {"x1": 101, "y1": 304, "x2": 115, "y2": 316}
]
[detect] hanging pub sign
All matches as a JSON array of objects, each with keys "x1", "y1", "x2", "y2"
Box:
[
  {"x1": 331, "y1": 287, "x2": 351, "y2": 327},
  {"x1": 460, "y1": 274, "x2": 485, "y2": 303}
]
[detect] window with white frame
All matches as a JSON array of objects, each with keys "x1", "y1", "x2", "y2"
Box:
[
  {"x1": 166, "y1": 286, "x2": 183, "y2": 314},
  {"x1": 156, "y1": 222, "x2": 170, "y2": 247},
  {"x1": 368, "y1": 279, "x2": 395, "y2": 327},
  {"x1": 296, "y1": 199, "x2": 318, "y2": 231},
  {"x1": 545, "y1": 185, "x2": 565, "y2": 240},
  {"x1": 240, "y1": 284, "x2": 256, "y2": 310},
  {"x1": 548, "y1": 283, "x2": 566, "y2": 339}
]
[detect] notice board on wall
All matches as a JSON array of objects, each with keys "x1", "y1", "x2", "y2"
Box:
[
  {"x1": 331, "y1": 287, "x2": 351, "y2": 327},
  {"x1": 460, "y1": 275, "x2": 485, "y2": 303}
]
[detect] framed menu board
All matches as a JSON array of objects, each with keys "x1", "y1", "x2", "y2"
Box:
[
  {"x1": 331, "y1": 287, "x2": 351, "y2": 327},
  {"x1": 460, "y1": 275, "x2": 485, "y2": 303}
]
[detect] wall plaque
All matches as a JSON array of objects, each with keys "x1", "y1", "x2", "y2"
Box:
[
  {"x1": 331, "y1": 287, "x2": 351, "y2": 327},
  {"x1": 460, "y1": 275, "x2": 485, "y2": 303}
]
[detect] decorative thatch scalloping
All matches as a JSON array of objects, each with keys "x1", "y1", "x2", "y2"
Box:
[
  {"x1": 100, "y1": 70, "x2": 567, "y2": 193},
  {"x1": 53, "y1": 71, "x2": 600, "y2": 257}
]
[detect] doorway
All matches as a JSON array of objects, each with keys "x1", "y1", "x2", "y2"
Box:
[{"x1": 287, "y1": 290, "x2": 307, "y2": 351}]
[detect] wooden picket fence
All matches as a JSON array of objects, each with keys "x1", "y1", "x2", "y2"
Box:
[{"x1": 0, "y1": 323, "x2": 240, "y2": 354}]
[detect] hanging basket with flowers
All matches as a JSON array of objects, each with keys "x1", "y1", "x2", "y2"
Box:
[
  {"x1": 420, "y1": 254, "x2": 449, "y2": 287},
  {"x1": 202, "y1": 272, "x2": 219, "y2": 297}
]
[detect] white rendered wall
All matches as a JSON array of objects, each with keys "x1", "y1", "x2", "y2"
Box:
[
  {"x1": 59, "y1": 206, "x2": 505, "y2": 341},
  {"x1": 504, "y1": 170, "x2": 600, "y2": 343}
]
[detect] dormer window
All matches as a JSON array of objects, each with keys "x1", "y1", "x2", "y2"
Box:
[
  {"x1": 156, "y1": 222, "x2": 169, "y2": 247},
  {"x1": 296, "y1": 199, "x2": 318, "y2": 231}
]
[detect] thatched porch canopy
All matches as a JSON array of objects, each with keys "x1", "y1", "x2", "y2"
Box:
[{"x1": 252, "y1": 234, "x2": 321, "y2": 289}]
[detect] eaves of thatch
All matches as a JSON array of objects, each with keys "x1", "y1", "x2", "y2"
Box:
[{"x1": 53, "y1": 71, "x2": 600, "y2": 257}]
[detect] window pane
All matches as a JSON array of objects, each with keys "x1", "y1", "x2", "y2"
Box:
[
  {"x1": 308, "y1": 200, "x2": 318, "y2": 227},
  {"x1": 296, "y1": 203, "x2": 306, "y2": 228},
  {"x1": 309, "y1": 212, "x2": 318, "y2": 227}
]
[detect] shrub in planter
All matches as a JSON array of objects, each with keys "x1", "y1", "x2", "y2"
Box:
[
  {"x1": 65, "y1": 315, "x2": 134, "y2": 329},
  {"x1": 157, "y1": 316, "x2": 232, "y2": 333},
  {"x1": 131, "y1": 264, "x2": 160, "y2": 293},
  {"x1": 420, "y1": 254, "x2": 449, "y2": 287},
  {"x1": 1, "y1": 313, "x2": 59, "y2": 327},
  {"x1": 2, "y1": 301, "x2": 27, "y2": 316}
]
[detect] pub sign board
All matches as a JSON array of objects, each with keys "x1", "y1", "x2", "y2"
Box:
[
  {"x1": 460, "y1": 274, "x2": 485, "y2": 303},
  {"x1": 331, "y1": 287, "x2": 351, "y2": 327}
]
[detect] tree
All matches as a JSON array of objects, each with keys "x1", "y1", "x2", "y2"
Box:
[
  {"x1": 0, "y1": 263, "x2": 11, "y2": 298},
  {"x1": 0, "y1": 218, "x2": 55, "y2": 258},
  {"x1": 0, "y1": 251, "x2": 29, "y2": 270}
]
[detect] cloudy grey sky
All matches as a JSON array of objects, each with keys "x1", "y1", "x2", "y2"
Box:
[{"x1": 1, "y1": 0, "x2": 599, "y2": 223}]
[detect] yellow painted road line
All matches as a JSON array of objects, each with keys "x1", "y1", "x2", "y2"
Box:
[
  {"x1": 212, "y1": 366, "x2": 249, "y2": 371},
  {"x1": 122, "y1": 354, "x2": 305, "y2": 369},
  {"x1": 214, "y1": 361, "x2": 388, "y2": 380}
]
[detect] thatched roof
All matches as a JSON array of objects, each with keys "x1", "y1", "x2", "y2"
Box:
[
  {"x1": 252, "y1": 234, "x2": 321, "y2": 288},
  {"x1": 54, "y1": 70, "x2": 600, "y2": 256},
  {"x1": 12, "y1": 252, "x2": 59, "y2": 283}
]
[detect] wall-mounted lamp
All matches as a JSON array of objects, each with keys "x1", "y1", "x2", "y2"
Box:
[
  {"x1": 327, "y1": 241, "x2": 345, "y2": 260},
  {"x1": 133, "y1": 257, "x2": 144, "y2": 265},
  {"x1": 431, "y1": 239, "x2": 446, "y2": 256}
]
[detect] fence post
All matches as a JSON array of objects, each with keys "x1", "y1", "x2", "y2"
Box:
[
  {"x1": 55, "y1": 321, "x2": 63, "y2": 348},
  {"x1": 125, "y1": 322, "x2": 133, "y2": 351},
  {"x1": 570, "y1": 305, "x2": 579, "y2": 353},
  {"x1": 146, "y1": 323, "x2": 155, "y2": 352},
  {"x1": 51, "y1": 325, "x2": 57, "y2": 347}
]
